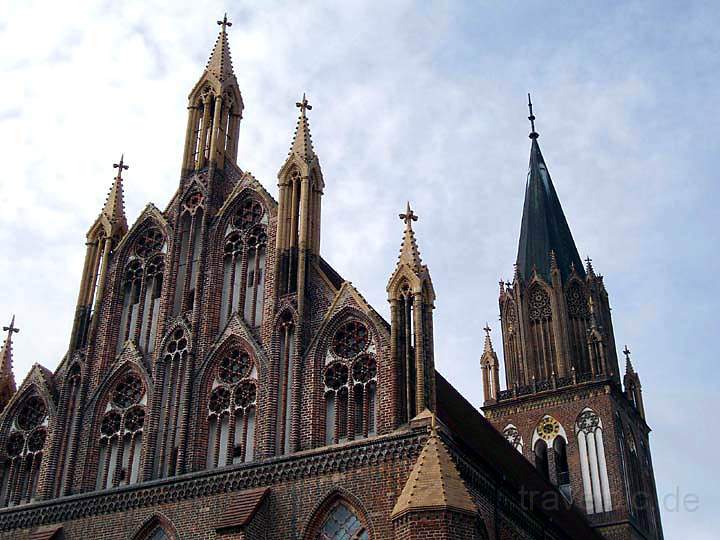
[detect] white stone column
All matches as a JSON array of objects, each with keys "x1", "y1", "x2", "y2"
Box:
[{"x1": 587, "y1": 431, "x2": 604, "y2": 512}]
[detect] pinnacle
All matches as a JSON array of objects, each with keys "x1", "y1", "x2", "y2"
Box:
[
  {"x1": 482, "y1": 325, "x2": 495, "y2": 356},
  {"x1": 391, "y1": 414, "x2": 475, "y2": 518},
  {"x1": 287, "y1": 97, "x2": 317, "y2": 163},
  {"x1": 101, "y1": 172, "x2": 128, "y2": 233},
  {"x1": 0, "y1": 316, "x2": 18, "y2": 394},
  {"x1": 206, "y1": 23, "x2": 236, "y2": 83},
  {"x1": 396, "y1": 202, "x2": 423, "y2": 272}
]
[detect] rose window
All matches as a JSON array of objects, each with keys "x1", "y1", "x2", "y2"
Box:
[
  {"x1": 112, "y1": 374, "x2": 144, "y2": 408},
  {"x1": 27, "y1": 429, "x2": 46, "y2": 453},
  {"x1": 224, "y1": 231, "x2": 243, "y2": 256},
  {"x1": 352, "y1": 356, "x2": 377, "y2": 384},
  {"x1": 209, "y1": 387, "x2": 231, "y2": 413},
  {"x1": 124, "y1": 406, "x2": 146, "y2": 432},
  {"x1": 17, "y1": 396, "x2": 47, "y2": 431},
  {"x1": 503, "y1": 426, "x2": 522, "y2": 448},
  {"x1": 101, "y1": 411, "x2": 122, "y2": 437},
  {"x1": 332, "y1": 321, "x2": 369, "y2": 358},
  {"x1": 324, "y1": 362, "x2": 349, "y2": 390},
  {"x1": 577, "y1": 410, "x2": 600, "y2": 433},
  {"x1": 163, "y1": 329, "x2": 189, "y2": 363},
  {"x1": 184, "y1": 192, "x2": 204, "y2": 212},
  {"x1": 6, "y1": 432, "x2": 24, "y2": 457},
  {"x1": 135, "y1": 227, "x2": 164, "y2": 258},
  {"x1": 234, "y1": 199, "x2": 264, "y2": 230},
  {"x1": 218, "y1": 348, "x2": 251, "y2": 384},
  {"x1": 566, "y1": 284, "x2": 589, "y2": 318},
  {"x1": 536, "y1": 416, "x2": 561, "y2": 441},
  {"x1": 528, "y1": 287, "x2": 552, "y2": 322},
  {"x1": 124, "y1": 259, "x2": 143, "y2": 283},
  {"x1": 234, "y1": 381, "x2": 257, "y2": 408}
]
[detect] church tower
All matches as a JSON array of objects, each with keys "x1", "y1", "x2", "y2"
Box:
[{"x1": 482, "y1": 96, "x2": 663, "y2": 539}]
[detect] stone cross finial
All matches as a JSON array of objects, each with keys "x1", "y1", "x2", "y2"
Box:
[
  {"x1": 623, "y1": 345, "x2": 631, "y2": 361},
  {"x1": 483, "y1": 323, "x2": 491, "y2": 336},
  {"x1": 3, "y1": 316, "x2": 19, "y2": 337},
  {"x1": 585, "y1": 256, "x2": 593, "y2": 265},
  {"x1": 217, "y1": 13, "x2": 232, "y2": 32},
  {"x1": 399, "y1": 202, "x2": 418, "y2": 227},
  {"x1": 113, "y1": 154, "x2": 129, "y2": 180},
  {"x1": 296, "y1": 93, "x2": 312, "y2": 114}
]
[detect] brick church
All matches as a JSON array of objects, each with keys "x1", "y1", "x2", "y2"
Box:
[{"x1": 0, "y1": 17, "x2": 663, "y2": 540}]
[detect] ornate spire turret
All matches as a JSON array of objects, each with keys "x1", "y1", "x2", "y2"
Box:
[
  {"x1": 181, "y1": 15, "x2": 243, "y2": 172},
  {"x1": 388, "y1": 204, "x2": 436, "y2": 422},
  {"x1": 99, "y1": 154, "x2": 129, "y2": 237},
  {"x1": 287, "y1": 93, "x2": 318, "y2": 165},
  {"x1": 481, "y1": 324, "x2": 501, "y2": 404},
  {"x1": 0, "y1": 316, "x2": 18, "y2": 412}
]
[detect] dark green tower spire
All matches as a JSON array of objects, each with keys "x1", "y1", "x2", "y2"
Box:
[{"x1": 516, "y1": 95, "x2": 584, "y2": 283}]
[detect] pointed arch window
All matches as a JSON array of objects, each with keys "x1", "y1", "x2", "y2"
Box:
[
  {"x1": 1, "y1": 394, "x2": 48, "y2": 507},
  {"x1": 173, "y1": 193, "x2": 204, "y2": 315},
  {"x1": 219, "y1": 199, "x2": 268, "y2": 330},
  {"x1": 118, "y1": 225, "x2": 166, "y2": 354},
  {"x1": 527, "y1": 285, "x2": 556, "y2": 381},
  {"x1": 395, "y1": 282, "x2": 417, "y2": 422},
  {"x1": 532, "y1": 415, "x2": 571, "y2": 496},
  {"x1": 534, "y1": 439, "x2": 550, "y2": 481},
  {"x1": 96, "y1": 373, "x2": 146, "y2": 490},
  {"x1": 575, "y1": 408, "x2": 612, "y2": 514},
  {"x1": 154, "y1": 328, "x2": 189, "y2": 478},
  {"x1": 276, "y1": 313, "x2": 296, "y2": 455},
  {"x1": 315, "y1": 501, "x2": 369, "y2": 540},
  {"x1": 502, "y1": 424, "x2": 524, "y2": 454},
  {"x1": 206, "y1": 345, "x2": 258, "y2": 469},
  {"x1": 501, "y1": 299, "x2": 523, "y2": 386},
  {"x1": 324, "y1": 321, "x2": 377, "y2": 446}
]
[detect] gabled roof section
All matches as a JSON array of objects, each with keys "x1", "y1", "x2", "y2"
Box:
[
  {"x1": 516, "y1": 136, "x2": 584, "y2": 284},
  {"x1": 216, "y1": 488, "x2": 269, "y2": 532},
  {"x1": 391, "y1": 412, "x2": 475, "y2": 518}
]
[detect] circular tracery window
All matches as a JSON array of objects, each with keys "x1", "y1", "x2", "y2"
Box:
[
  {"x1": 163, "y1": 329, "x2": 188, "y2": 363},
  {"x1": 352, "y1": 355, "x2": 377, "y2": 384},
  {"x1": 112, "y1": 374, "x2": 144, "y2": 408},
  {"x1": 536, "y1": 416, "x2": 561, "y2": 441},
  {"x1": 101, "y1": 411, "x2": 122, "y2": 437},
  {"x1": 124, "y1": 259, "x2": 143, "y2": 284},
  {"x1": 528, "y1": 287, "x2": 552, "y2": 322},
  {"x1": 324, "y1": 362, "x2": 349, "y2": 390},
  {"x1": 6, "y1": 432, "x2": 24, "y2": 457},
  {"x1": 577, "y1": 410, "x2": 600, "y2": 433},
  {"x1": 184, "y1": 192, "x2": 204, "y2": 212},
  {"x1": 17, "y1": 396, "x2": 47, "y2": 431},
  {"x1": 234, "y1": 200, "x2": 264, "y2": 229},
  {"x1": 146, "y1": 257, "x2": 165, "y2": 277},
  {"x1": 27, "y1": 428, "x2": 46, "y2": 453},
  {"x1": 332, "y1": 321, "x2": 369, "y2": 359},
  {"x1": 503, "y1": 426, "x2": 522, "y2": 448},
  {"x1": 224, "y1": 231, "x2": 243, "y2": 256},
  {"x1": 124, "y1": 406, "x2": 146, "y2": 432},
  {"x1": 234, "y1": 381, "x2": 257, "y2": 408},
  {"x1": 566, "y1": 284, "x2": 588, "y2": 319},
  {"x1": 135, "y1": 227, "x2": 164, "y2": 258},
  {"x1": 209, "y1": 387, "x2": 231, "y2": 413},
  {"x1": 218, "y1": 348, "x2": 252, "y2": 384}
]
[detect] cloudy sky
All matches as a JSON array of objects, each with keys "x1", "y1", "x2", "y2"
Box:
[{"x1": 1, "y1": 0, "x2": 718, "y2": 536}]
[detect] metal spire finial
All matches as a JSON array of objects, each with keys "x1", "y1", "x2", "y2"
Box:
[
  {"x1": 623, "y1": 345, "x2": 631, "y2": 361},
  {"x1": 528, "y1": 93, "x2": 539, "y2": 140},
  {"x1": 113, "y1": 154, "x2": 129, "y2": 180},
  {"x1": 217, "y1": 13, "x2": 232, "y2": 32},
  {"x1": 483, "y1": 323, "x2": 491, "y2": 336}
]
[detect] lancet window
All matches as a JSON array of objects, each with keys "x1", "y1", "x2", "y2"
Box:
[
  {"x1": 502, "y1": 424, "x2": 523, "y2": 453},
  {"x1": 502, "y1": 299, "x2": 523, "y2": 385},
  {"x1": 324, "y1": 320, "x2": 377, "y2": 445},
  {"x1": 276, "y1": 312, "x2": 295, "y2": 455},
  {"x1": 96, "y1": 373, "x2": 146, "y2": 490},
  {"x1": 117, "y1": 225, "x2": 166, "y2": 354},
  {"x1": 565, "y1": 282, "x2": 591, "y2": 374},
  {"x1": 57, "y1": 364, "x2": 81, "y2": 496},
  {"x1": 0, "y1": 394, "x2": 48, "y2": 507},
  {"x1": 173, "y1": 193, "x2": 204, "y2": 315},
  {"x1": 219, "y1": 198, "x2": 268, "y2": 330},
  {"x1": 154, "y1": 328, "x2": 189, "y2": 478},
  {"x1": 575, "y1": 409, "x2": 612, "y2": 514},
  {"x1": 527, "y1": 285, "x2": 556, "y2": 381},
  {"x1": 315, "y1": 501, "x2": 369, "y2": 540},
  {"x1": 206, "y1": 345, "x2": 258, "y2": 469}
]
